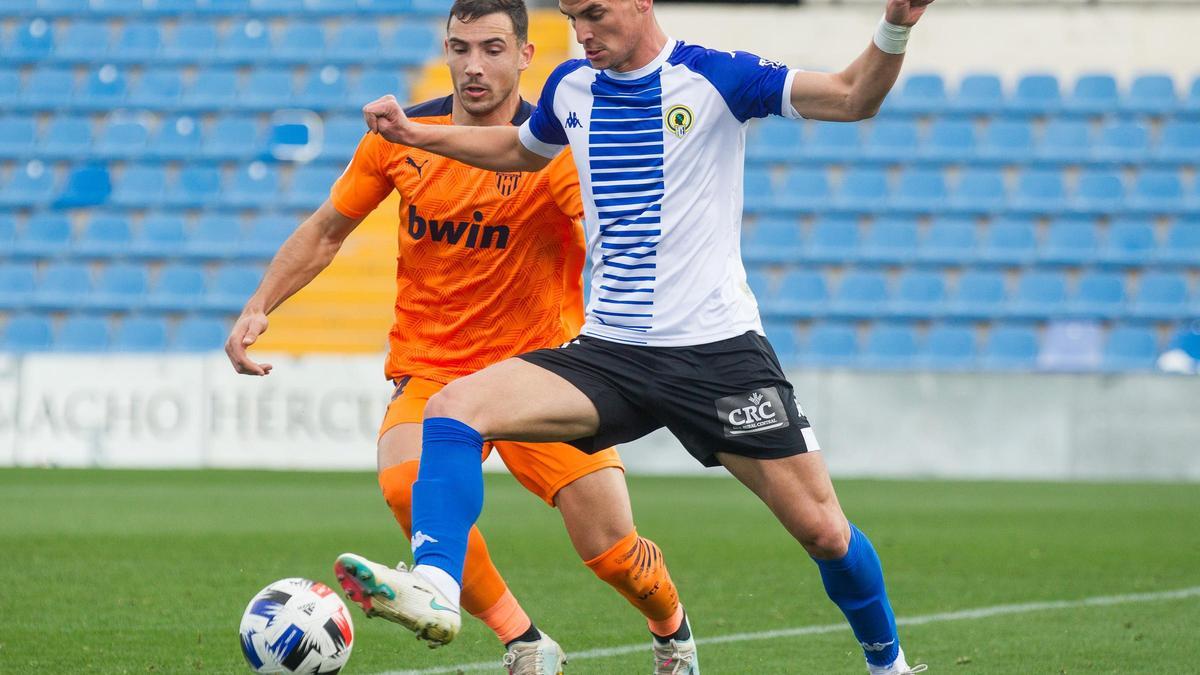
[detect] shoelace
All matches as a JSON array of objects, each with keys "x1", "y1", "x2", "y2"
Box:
[
  {"x1": 502, "y1": 642, "x2": 546, "y2": 675},
  {"x1": 902, "y1": 665, "x2": 928, "y2": 674},
  {"x1": 653, "y1": 641, "x2": 695, "y2": 675}
]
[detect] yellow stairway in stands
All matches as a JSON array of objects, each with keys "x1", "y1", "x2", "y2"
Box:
[{"x1": 254, "y1": 10, "x2": 571, "y2": 355}]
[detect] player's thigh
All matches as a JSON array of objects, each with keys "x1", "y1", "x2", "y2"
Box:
[{"x1": 426, "y1": 357, "x2": 601, "y2": 442}]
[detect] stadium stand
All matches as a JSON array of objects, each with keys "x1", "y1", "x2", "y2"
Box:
[{"x1": 0, "y1": 4, "x2": 1195, "y2": 371}]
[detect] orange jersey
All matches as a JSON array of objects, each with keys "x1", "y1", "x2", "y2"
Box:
[{"x1": 329, "y1": 96, "x2": 587, "y2": 384}]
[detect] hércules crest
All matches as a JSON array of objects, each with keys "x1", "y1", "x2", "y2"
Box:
[
  {"x1": 495, "y1": 172, "x2": 521, "y2": 196},
  {"x1": 664, "y1": 104, "x2": 695, "y2": 139}
]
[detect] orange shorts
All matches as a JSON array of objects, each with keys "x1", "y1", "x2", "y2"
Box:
[{"x1": 379, "y1": 375, "x2": 624, "y2": 506}]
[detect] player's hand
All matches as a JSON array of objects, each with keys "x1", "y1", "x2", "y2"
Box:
[
  {"x1": 886, "y1": 0, "x2": 934, "y2": 27},
  {"x1": 362, "y1": 95, "x2": 413, "y2": 145},
  {"x1": 225, "y1": 311, "x2": 273, "y2": 376}
]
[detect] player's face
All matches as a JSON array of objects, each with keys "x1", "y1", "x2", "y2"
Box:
[
  {"x1": 560, "y1": 0, "x2": 646, "y2": 71},
  {"x1": 445, "y1": 14, "x2": 533, "y2": 118}
]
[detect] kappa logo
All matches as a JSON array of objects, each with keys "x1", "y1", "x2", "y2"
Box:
[
  {"x1": 405, "y1": 156, "x2": 429, "y2": 177},
  {"x1": 558, "y1": 338, "x2": 581, "y2": 349},
  {"x1": 861, "y1": 640, "x2": 896, "y2": 652},
  {"x1": 714, "y1": 387, "x2": 790, "y2": 437},
  {"x1": 565, "y1": 111, "x2": 582, "y2": 129},
  {"x1": 411, "y1": 531, "x2": 439, "y2": 550},
  {"x1": 758, "y1": 56, "x2": 787, "y2": 70}
]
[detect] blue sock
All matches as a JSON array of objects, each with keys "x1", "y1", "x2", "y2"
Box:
[
  {"x1": 813, "y1": 524, "x2": 899, "y2": 667},
  {"x1": 410, "y1": 417, "x2": 485, "y2": 586}
]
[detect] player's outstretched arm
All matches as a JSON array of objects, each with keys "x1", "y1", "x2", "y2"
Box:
[
  {"x1": 225, "y1": 201, "x2": 363, "y2": 376},
  {"x1": 789, "y1": 0, "x2": 933, "y2": 122},
  {"x1": 362, "y1": 95, "x2": 551, "y2": 173}
]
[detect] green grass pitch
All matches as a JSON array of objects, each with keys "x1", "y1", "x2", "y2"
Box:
[{"x1": 1, "y1": 468, "x2": 1197, "y2": 674}]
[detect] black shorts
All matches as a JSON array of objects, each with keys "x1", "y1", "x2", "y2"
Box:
[{"x1": 518, "y1": 331, "x2": 818, "y2": 468}]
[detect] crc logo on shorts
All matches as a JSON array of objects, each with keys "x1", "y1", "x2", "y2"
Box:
[{"x1": 715, "y1": 387, "x2": 790, "y2": 437}]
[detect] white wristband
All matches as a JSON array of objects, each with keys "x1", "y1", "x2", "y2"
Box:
[{"x1": 873, "y1": 16, "x2": 911, "y2": 55}]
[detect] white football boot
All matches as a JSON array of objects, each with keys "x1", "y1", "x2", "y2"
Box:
[
  {"x1": 867, "y1": 648, "x2": 928, "y2": 675},
  {"x1": 333, "y1": 552, "x2": 461, "y2": 647},
  {"x1": 501, "y1": 632, "x2": 567, "y2": 675},
  {"x1": 652, "y1": 615, "x2": 699, "y2": 675}
]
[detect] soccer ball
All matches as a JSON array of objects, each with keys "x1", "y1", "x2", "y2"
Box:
[{"x1": 239, "y1": 578, "x2": 354, "y2": 674}]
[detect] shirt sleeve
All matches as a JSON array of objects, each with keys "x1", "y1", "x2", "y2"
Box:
[
  {"x1": 546, "y1": 147, "x2": 584, "y2": 222},
  {"x1": 518, "y1": 60, "x2": 585, "y2": 158},
  {"x1": 328, "y1": 131, "x2": 396, "y2": 219},
  {"x1": 686, "y1": 48, "x2": 798, "y2": 123}
]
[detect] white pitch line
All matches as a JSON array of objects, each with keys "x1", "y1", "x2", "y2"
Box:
[{"x1": 374, "y1": 585, "x2": 1200, "y2": 675}]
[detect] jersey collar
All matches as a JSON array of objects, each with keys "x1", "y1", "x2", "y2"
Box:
[{"x1": 603, "y1": 37, "x2": 678, "y2": 81}]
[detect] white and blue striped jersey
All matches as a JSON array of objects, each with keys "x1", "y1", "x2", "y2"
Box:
[{"x1": 518, "y1": 38, "x2": 800, "y2": 346}]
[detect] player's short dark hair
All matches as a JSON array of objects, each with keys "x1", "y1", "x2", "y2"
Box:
[{"x1": 447, "y1": 0, "x2": 530, "y2": 43}]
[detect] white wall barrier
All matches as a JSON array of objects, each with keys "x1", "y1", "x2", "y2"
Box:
[{"x1": 1, "y1": 354, "x2": 1197, "y2": 481}]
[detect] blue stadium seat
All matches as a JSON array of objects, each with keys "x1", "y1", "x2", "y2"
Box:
[
  {"x1": 1128, "y1": 169, "x2": 1185, "y2": 214},
  {"x1": 1093, "y1": 121, "x2": 1149, "y2": 164},
  {"x1": 185, "y1": 216, "x2": 243, "y2": 259},
  {"x1": 1, "y1": 315, "x2": 53, "y2": 351},
  {"x1": 1130, "y1": 272, "x2": 1190, "y2": 320},
  {"x1": 985, "y1": 218, "x2": 1043, "y2": 267},
  {"x1": 1068, "y1": 271, "x2": 1127, "y2": 319},
  {"x1": 130, "y1": 68, "x2": 183, "y2": 108},
  {"x1": 306, "y1": 0, "x2": 358, "y2": 13},
  {"x1": 204, "y1": 264, "x2": 262, "y2": 312},
  {"x1": 12, "y1": 213, "x2": 71, "y2": 258},
  {"x1": 804, "y1": 216, "x2": 859, "y2": 264},
  {"x1": 242, "y1": 215, "x2": 294, "y2": 259},
  {"x1": 90, "y1": 262, "x2": 149, "y2": 311},
  {"x1": 804, "y1": 122, "x2": 859, "y2": 164},
  {"x1": 9, "y1": 19, "x2": 55, "y2": 62},
  {"x1": 113, "y1": 21, "x2": 163, "y2": 62},
  {"x1": 747, "y1": 118, "x2": 802, "y2": 163},
  {"x1": 221, "y1": 19, "x2": 272, "y2": 62},
  {"x1": 285, "y1": 164, "x2": 339, "y2": 209},
  {"x1": 167, "y1": 166, "x2": 222, "y2": 208},
  {"x1": 976, "y1": 119, "x2": 1034, "y2": 164},
  {"x1": 95, "y1": 118, "x2": 150, "y2": 159},
  {"x1": 54, "y1": 314, "x2": 110, "y2": 348},
  {"x1": 1009, "y1": 270, "x2": 1067, "y2": 319},
  {"x1": 950, "y1": 168, "x2": 1006, "y2": 216},
  {"x1": 411, "y1": 0, "x2": 453, "y2": 15},
  {"x1": 860, "y1": 217, "x2": 919, "y2": 264},
  {"x1": 78, "y1": 64, "x2": 129, "y2": 111},
  {"x1": 0, "y1": 115, "x2": 37, "y2": 158},
  {"x1": 742, "y1": 168, "x2": 773, "y2": 211},
  {"x1": 1103, "y1": 326, "x2": 1158, "y2": 371},
  {"x1": 239, "y1": 67, "x2": 294, "y2": 109},
  {"x1": 768, "y1": 269, "x2": 829, "y2": 318},
  {"x1": 1100, "y1": 218, "x2": 1156, "y2": 267},
  {"x1": 146, "y1": 262, "x2": 207, "y2": 311},
  {"x1": 38, "y1": 0, "x2": 92, "y2": 12},
  {"x1": 202, "y1": 117, "x2": 262, "y2": 159},
  {"x1": 0, "y1": 69, "x2": 20, "y2": 109},
  {"x1": 54, "y1": 163, "x2": 112, "y2": 208},
  {"x1": 742, "y1": 218, "x2": 802, "y2": 264},
  {"x1": 917, "y1": 218, "x2": 977, "y2": 265},
  {"x1": 982, "y1": 324, "x2": 1039, "y2": 370},
  {"x1": 251, "y1": 0, "x2": 306, "y2": 11},
  {"x1": 1038, "y1": 320, "x2": 1103, "y2": 371},
  {"x1": 32, "y1": 261, "x2": 92, "y2": 310},
  {"x1": 761, "y1": 320, "x2": 800, "y2": 365},
  {"x1": 173, "y1": 317, "x2": 227, "y2": 351},
  {"x1": 804, "y1": 322, "x2": 858, "y2": 367},
  {"x1": 359, "y1": 0, "x2": 415, "y2": 13},
  {"x1": 317, "y1": 116, "x2": 366, "y2": 162},
  {"x1": 274, "y1": 21, "x2": 326, "y2": 63},
  {"x1": 0, "y1": 216, "x2": 13, "y2": 248},
  {"x1": 328, "y1": 22, "x2": 381, "y2": 61},
  {"x1": 860, "y1": 120, "x2": 918, "y2": 163},
  {"x1": 890, "y1": 269, "x2": 946, "y2": 319},
  {"x1": 1040, "y1": 218, "x2": 1099, "y2": 265},
  {"x1": 150, "y1": 115, "x2": 202, "y2": 160},
  {"x1": 22, "y1": 67, "x2": 76, "y2": 110},
  {"x1": 745, "y1": 268, "x2": 771, "y2": 301},
  {"x1": 921, "y1": 324, "x2": 977, "y2": 370},
  {"x1": 831, "y1": 270, "x2": 889, "y2": 318},
  {"x1": 1184, "y1": 77, "x2": 1200, "y2": 118},
  {"x1": 1007, "y1": 74, "x2": 1062, "y2": 116},
  {"x1": 1070, "y1": 170, "x2": 1124, "y2": 216},
  {"x1": 38, "y1": 116, "x2": 93, "y2": 160},
  {"x1": 111, "y1": 164, "x2": 167, "y2": 208},
  {"x1": 834, "y1": 168, "x2": 888, "y2": 213},
  {"x1": 113, "y1": 316, "x2": 169, "y2": 352},
  {"x1": 919, "y1": 119, "x2": 975, "y2": 163},
  {"x1": 1064, "y1": 74, "x2": 1119, "y2": 116},
  {"x1": 75, "y1": 215, "x2": 133, "y2": 258},
  {"x1": 950, "y1": 73, "x2": 1003, "y2": 115},
  {"x1": 388, "y1": 24, "x2": 438, "y2": 64},
  {"x1": 0, "y1": 263, "x2": 37, "y2": 309},
  {"x1": 131, "y1": 215, "x2": 187, "y2": 258},
  {"x1": 773, "y1": 168, "x2": 829, "y2": 213},
  {"x1": 223, "y1": 162, "x2": 281, "y2": 209},
  {"x1": 56, "y1": 22, "x2": 111, "y2": 62},
  {"x1": 862, "y1": 323, "x2": 919, "y2": 369},
  {"x1": 1157, "y1": 220, "x2": 1200, "y2": 266},
  {"x1": 183, "y1": 68, "x2": 238, "y2": 108},
  {"x1": 885, "y1": 73, "x2": 946, "y2": 115},
  {"x1": 1120, "y1": 74, "x2": 1177, "y2": 116},
  {"x1": 352, "y1": 68, "x2": 406, "y2": 103},
  {"x1": 90, "y1": 0, "x2": 147, "y2": 13},
  {"x1": 1035, "y1": 119, "x2": 1090, "y2": 165},
  {"x1": 0, "y1": 161, "x2": 57, "y2": 208},
  {"x1": 889, "y1": 169, "x2": 947, "y2": 214},
  {"x1": 297, "y1": 65, "x2": 348, "y2": 109},
  {"x1": 1012, "y1": 169, "x2": 1066, "y2": 215},
  {"x1": 1153, "y1": 122, "x2": 1200, "y2": 165},
  {"x1": 164, "y1": 23, "x2": 218, "y2": 61}
]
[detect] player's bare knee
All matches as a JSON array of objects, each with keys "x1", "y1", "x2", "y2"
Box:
[
  {"x1": 796, "y1": 516, "x2": 851, "y2": 560},
  {"x1": 424, "y1": 383, "x2": 487, "y2": 431}
]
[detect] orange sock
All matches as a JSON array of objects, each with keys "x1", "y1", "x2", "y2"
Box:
[
  {"x1": 378, "y1": 461, "x2": 532, "y2": 643},
  {"x1": 585, "y1": 529, "x2": 684, "y2": 636}
]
